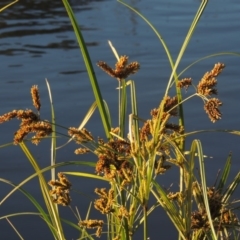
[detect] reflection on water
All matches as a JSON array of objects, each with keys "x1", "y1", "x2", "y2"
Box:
[{"x1": 0, "y1": 0, "x2": 103, "y2": 56}]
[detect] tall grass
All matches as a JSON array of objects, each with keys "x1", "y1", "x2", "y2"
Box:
[{"x1": 1, "y1": 0, "x2": 240, "y2": 239}]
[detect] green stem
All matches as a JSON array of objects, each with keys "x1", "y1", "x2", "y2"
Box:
[
  {"x1": 62, "y1": 0, "x2": 111, "y2": 139},
  {"x1": 143, "y1": 204, "x2": 148, "y2": 240}
]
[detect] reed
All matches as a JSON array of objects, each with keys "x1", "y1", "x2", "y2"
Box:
[{"x1": 1, "y1": 0, "x2": 240, "y2": 240}]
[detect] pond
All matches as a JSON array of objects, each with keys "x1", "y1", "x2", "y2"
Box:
[{"x1": 0, "y1": 0, "x2": 240, "y2": 239}]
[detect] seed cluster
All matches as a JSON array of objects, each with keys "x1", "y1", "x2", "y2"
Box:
[
  {"x1": 1, "y1": 55, "x2": 236, "y2": 240},
  {"x1": 79, "y1": 219, "x2": 104, "y2": 238},
  {"x1": 97, "y1": 55, "x2": 140, "y2": 80},
  {"x1": 48, "y1": 172, "x2": 72, "y2": 206},
  {"x1": 197, "y1": 63, "x2": 224, "y2": 96},
  {"x1": 191, "y1": 185, "x2": 239, "y2": 233},
  {"x1": 31, "y1": 85, "x2": 41, "y2": 111},
  {"x1": 204, "y1": 98, "x2": 222, "y2": 123},
  {"x1": 177, "y1": 78, "x2": 192, "y2": 90},
  {"x1": 95, "y1": 138, "x2": 133, "y2": 183},
  {"x1": 197, "y1": 63, "x2": 225, "y2": 122},
  {"x1": 0, "y1": 86, "x2": 52, "y2": 144},
  {"x1": 68, "y1": 127, "x2": 94, "y2": 144},
  {"x1": 94, "y1": 188, "x2": 115, "y2": 214}
]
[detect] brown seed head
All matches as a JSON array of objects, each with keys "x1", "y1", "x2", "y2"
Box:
[
  {"x1": 48, "y1": 172, "x2": 72, "y2": 206},
  {"x1": 31, "y1": 85, "x2": 41, "y2": 111},
  {"x1": 17, "y1": 109, "x2": 39, "y2": 124},
  {"x1": 197, "y1": 63, "x2": 224, "y2": 96},
  {"x1": 164, "y1": 96, "x2": 178, "y2": 116},
  {"x1": 117, "y1": 206, "x2": 129, "y2": 219},
  {"x1": 115, "y1": 55, "x2": 128, "y2": 70},
  {"x1": 165, "y1": 123, "x2": 184, "y2": 133},
  {"x1": 68, "y1": 127, "x2": 94, "y2": 143},
  {"x1": 204, "y1": 98, "x2": 222, "y2": 123},
  {"x1": 74, "y1": 148, "x2": 90, "y2": 154},
  {"x1": 97, "y1": 61, "x2": 116, "y2": 78},
  {"x1": 97, "y1": 55, "x2": 140, "y2": 80},
  {"x1": 79, "y1": 219, "x2": 104, "y2": 229},
  {"x1": 177, "y1": 78, "x2": 192, "y2": 90},
  {"x1": 0, "y1": 110, "x2": 18, "y2": 123},
  {"x1": 94, "y1": 188, "x2": 114, "y2": 214},
  {"x1": 14, "y1": 128, "x2": 29, "y2": 145},
  {"x1": 140, "y1": 120, "x2": 151, "y2": 141},
  {"x1": 14, "y1": 120, "x2": 52, "y2": 145}
]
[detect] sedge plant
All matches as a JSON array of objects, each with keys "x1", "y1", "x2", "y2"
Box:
[{"x1": 1, "y1": 0, "x2": 240, "y2": 240}]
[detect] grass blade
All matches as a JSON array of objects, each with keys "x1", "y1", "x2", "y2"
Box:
[
  {"x1": 0, "y1": 0, "x2": 18, "y2": 12},
  {"x1": 196, "y1": 139, "x2": 217, "y2": 240},
  {"x1": 46, "y1": 79, "x2": 57, "y2": 181},
  {"x1": 61, "y1": 0, "x2": 111, "y2": 138},
  {"x1": 0, "y1": 178, "x2": 56, "y2": 237},
  {"x1": 19, "y1": 142, "x2": 65, "y2": 240},
  {"x1": 222, "y1": 172, "x2": 240, "y2": 204},
  {"x1": 216, "y1": 153, "x2": 232, "y2": 193},
  {"x1": 5, "y1": 218, "x2": 24, "y2": 240},
  {"x1": 152, "y1": 180, "x2": 186, "y2": 238},
  {"x1": 0, "y1": 161, "x2": 95, "y2": 206}
]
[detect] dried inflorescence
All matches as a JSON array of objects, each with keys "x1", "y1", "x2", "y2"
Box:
[
  {"x1": 165, "y1": 123, "x2": 184, "y2": 134},
  {"x1": 197, "y1": 63, "x2": 225, "y2": 96},
  {"x1": 150, "y1": 96, "x2": 178, "y2": 121},
  {"x1": 204, "y1": 98, "x2": 222, "y2": 123},
  {"x1": 195, "y1": 63, "x2": 225, "y2": 123},
  {"x1": 220, "y1": 209, "x2": 239, "y2": 225},
  {"x1": 163, "y1": 96, "x2": 178, "y2": 116},
  {"x1": 154, "y1": 155, "x2": 172, "y2": 175},
  {"x1": 110, "y1": 127, "x2": 120, "y2": 135},
  {"x1": 95, "y1": 138, "x2": 132, "y2": 181},
  {"x1": 48, "y1": 172, "x2": 72, "y2": 206},
  {"x1": 139, "y1": 120, "x2": 151, "y2": 142},
  {"x1": 74, "y1": 147, "x2": 90, "y2": 155},
  {"x1": 140, "y1": 95, "x2": 182, "y2": 142},
  {"x1": 68, "y1": 127, "x2": 94, "y2": 144},
  {"x1": 207, "y1": 187, "x2": 223, "y2": 218},
  {"x1": 191, "y1": 185, "x2": 240, "y2": 235},
  {"x1": 191, "y1": 207, "x2": 239, "y2": 235},
  {"x1": 0, "y1": 109, "x2": 38, "y2": 124},
  {"x1": 175, "y1": 63, "x2": 225, "y2": 123},
  {"x1": 31, "y1": 85, "x2": 41, "y2": 111},
  {"x1": 167, "y1": 191, "x2": 184, "y2": 206},
  {"x1": 191, "y1": 210, "x2": 209, "y2": 231},
  {"x1": 94, "y1": 188, "x2": 115, "y2": 214},
  {"x1": 117, "y1": 205, "x2": 129, "y2": 219},
  {"x1": 0, "y1": 86, "x2": 52, "y2": 144},
  {"x1": 15, "y1": 120, "x2": 52, "y2": 145},
  {"x1": 177, "y1": 78, "x2": 192, "y2": 90},
  {"x1": 79, "y1": 219, "x2": 104, "y2": 238},
  {"x1": 97, "y1": 55, "x2": 140, "y2": 80}
]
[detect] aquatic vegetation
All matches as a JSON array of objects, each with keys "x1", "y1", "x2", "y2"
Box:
[{"x1": 1, "y1": 0, "x2": 240, "y2": 240}]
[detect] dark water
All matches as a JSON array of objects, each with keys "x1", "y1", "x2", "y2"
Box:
[{"x1": 0, "y1": 0, "x2": 240, "y2": 239}]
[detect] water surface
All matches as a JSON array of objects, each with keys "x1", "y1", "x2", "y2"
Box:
[{"x1": 0, "y1": 0, "x2": 240, "y2": 239}]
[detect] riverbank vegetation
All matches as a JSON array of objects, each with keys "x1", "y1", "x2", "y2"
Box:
[{"x1": 1, "y1": 0, "x2": 240, "y2": 239}]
